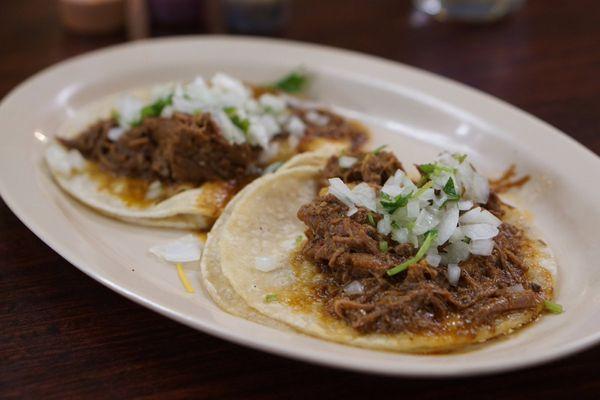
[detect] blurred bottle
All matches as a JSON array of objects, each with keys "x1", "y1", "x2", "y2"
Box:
[
  {"x1": 221, "y1": 0, "x2": 290, "y2": 35},
  {"x1": 58, "y1": 0, "x2": 125, "y2": 34},
  {"x1": 413, "y1": 0, "x2": 525, "y2": 22},
  {"x1": 148, "y1": 0, "x2": 205, "y2": 30}
]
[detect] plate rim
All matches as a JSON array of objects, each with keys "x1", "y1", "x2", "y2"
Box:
[{"x1": 1, "y1": 35, "x2": 599, "y2": 377}]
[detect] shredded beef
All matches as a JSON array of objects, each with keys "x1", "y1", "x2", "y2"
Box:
[
  {"x1": 60, "y1": 113, "x2": 260, "y2": 185},
  {"x1": 321, "y1": 151, "x2": 403, "y2": 187},
  {"x1": 61, "y1": 108, "x2": 369, "y2": 186},
  {"x1": 295, "y1": 108, "x2": 368, "y2": 151},
  {"x1": 297, "y1": 154, "x2": 542, "y2": 335}
]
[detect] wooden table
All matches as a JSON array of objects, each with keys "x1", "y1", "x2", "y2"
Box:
[{"x1": 1, "y1": 0, "x2": 599, "y2": 398}]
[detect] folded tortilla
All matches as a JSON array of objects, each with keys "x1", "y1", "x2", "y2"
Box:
[
  {"x1": 212, "y1": 163, "x2": 556, "y2": 353},
  {"x1": 45, "y1": 91, "x2": 347, "y2": 229}
]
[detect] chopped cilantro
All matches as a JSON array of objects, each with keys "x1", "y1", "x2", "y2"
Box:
[
  {"x1": 443, "y1": 177, "x2": 460, "y2": 201},
  {"x1": 265, "y1": 293, "x2": 278, "y2": 303},
  {"x1": 387, "y1": 230, "x2": 438, "y2": 276},
  {"x1": 367, "y1": 212, "x2": 376, "y2": 226},
  {"x1": 224, "y1": 107, "x2": 250, "y2": 134},
  {"x1": 379, "y1": 240, "x2": 389, "y2": 253},
  {"x1": 453, "y1": 153, "x2": 467, "y2": 163},
  {"x1": 140, "y1": 95, "x2": 173, "y2": 120},
  {"x1": 272, "y1": 71, "x2": 308, "y2": 93},
  {"x1": 418, "y1": 163, "x2": 455, "y2": 179},
  {"x1": 412, "y1": 180, "x2": 433, "y2": 199},
  {"x1": 372, "y1": 144, "x2": 387, "y2": 155},
  {"x1": 417, "y1": 163, "x2": 436, "y2": 176},
  {"x1": 544, "y1": 300, "x2": 563, "y2": 314},
  {"x1": 380, "y1": 192, "x2": 410, "y2": 214}
]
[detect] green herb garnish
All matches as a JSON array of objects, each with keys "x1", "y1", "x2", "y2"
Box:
[
  {"x1": 224, "y1": 107, "x2": 250, "y2": 133},
  {"x1": 263, "y1": 161, "x2": 283, "y2": 175},
  {"x1": 379, "y1": 240, "x2": 389, "y2": 253},
  {"x1": 417, "y1": 163, "x2": 435, "y2": 176},
  {"x1": 418, "y1": 163, "x2": 455, "y2": 179},
  {"x1": 412, "y1": 180, "x2": 433, "y2": 199},
  {"x1": 453, "y1": 153, "x2": 467, "y2": 163},
  {"x1": 295, "y1": 235, "x2": 305, "y2": 245},
  {"x1": 265, "y1": 293, "x2": 278, "y2": 303},
  {"x1": 543, "y1": 300, "x2": 563, "y2": 314},
  {"x1": 140, "y1": 95, "x2": 173, "y2": 120},
  {"x1": 380, "y1": 193, "x2": 410, "y2": 214},
  {"x1": 387, "y1": 230, "x2": 438, "y2": 276},
  {"x1": 110, "y1": 109, "x2": 120, "y2": 121},
  {"x1": 272, "y1": 71, "x2": 308, "y2": 93},
  {"x1": 443, "y1": 177, "x2": 460, "y2": 201},
  {"x1": 367, "y1": 212, "x2": 376, "y2": 226},
  {"x1": 372, "y1": 144, "x2": 387, "y2": 155}
]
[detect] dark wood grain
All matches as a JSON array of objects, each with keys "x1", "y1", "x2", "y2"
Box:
[{"x1": 1, "y1": 0, "x2": 599, "y2": 398}]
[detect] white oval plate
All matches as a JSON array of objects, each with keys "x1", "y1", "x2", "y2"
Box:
[{"x1": 1, "y1": 37, "x2": 599, "y2": 377}]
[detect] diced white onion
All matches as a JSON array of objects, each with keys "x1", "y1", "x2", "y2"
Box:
[
  {"x1": 145, "y1": 180, "x2": 163, "y2": 200},
  {"x1": 46, "y1": 146, "x2": 87, "y2": 175},
  {"x1": 413, "y1": 209, "x2": 440, "y2": 235},
  {"x1": 469, "y1": 239, "x2": 495, "y2": 256},
  {"x1": 67, "y1": 149, "x2": 86, "y2": 171},
  {"x1": 211, "y1": 72, "x2": 250, "y2": 99},
  {"x1": 442, "y1": 241, "x2": 470, "y2": 264},
  {"x1": 406, "y1": 199, "x2": 420, "y2": 219},
  {"x1": 477, "y1": 209, "x2": 502, "y2": 227},
  {"x1": 449, "y1": 226, "x2": 465, "y2": 243},
  {"x1": 110, "y1": 72, "x2": 307, "y2": 157},
  {"x1": 305, "y1": 110, "x2": 330, "y2": 126},
  {"x1": 436, "y1": 203, "x2": 459, "y2": 245},
  {"x1": 351, "y1": 183, "x2": 377, "y2": 211},
  {"x1": 377, "y1": 214, "x2": 392, "y2": 235},
  {"x1": 461, "y1": 223, "x2": 499, "y2": 240},
  {"x1": 391, "y1": 227, "x2": 409, "y2": 243},
  {"x1": 432, "y1": 191, "x2": 448, "y2": 208},
  {"x1": 259, "y1": 93, "x2": 286, "y2": 113},
  {"x1": 115, "y1": 96, "x2": 143, "y2": 128},
  {"x1": 459, "y1": 207, "x2": 483, "y2": 224},
  {"x1": 255, "y1": 256, "x2": 279, "y2": 272},
  {"x1": 416, "y1": 188, "x2": 435, "y2": 203},
  {"x1": 286, "y1": 115, "x2": 306, "y2": 137},
  {"x1": 328, "y1": 178, "x2": 358, "y2": 216},
  {"x1": 381, "y1": 170, "x2": 416, "y2": 198},
  {"x1": 470, "y1": 173, "x2": 490, "y2": 204},
  {"x1": 212, "y1": 109, "x2": 246, "y2": 144},
  {"x1": 343, "y1": 281, "x2": 365, "y2": 295},
  {"x1": 459, "y1": 207, "x2": 501, "y2": 227},
  {"x1": 107, "y1": 127, "x2": 126, "y2": 141},
  {"x1": 339, "y1": 156, "x2": 358, "y2": 169},
  {"x1": 447, "y1": 263, "x2": 461, "y2": 286},
  {"x1": 457, "y1": 200, "x2": 473, "y2": 211},
  {"x1": 149, "y1": 234, "x2": 203, "y2": 263},
  {"x1": 426, "y1": 248, "x2": 441, "y2": 267}
]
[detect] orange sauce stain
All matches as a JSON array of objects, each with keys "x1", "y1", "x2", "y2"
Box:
[
  {"x1": 83, "y1": 163, "x2": 193, "y2": 209},
  {"x1": 84, "y1": 163, "x2": 156, "y2": 208},
  {"x1": 274, "y1": 246, "x2": 331, "y2": 318},
  {"x1": 195, "y1": 231, "x2": 208, "y2": 243},
  {"x1": 195, "y1": 180, "x2": 238, "y2": 219}
]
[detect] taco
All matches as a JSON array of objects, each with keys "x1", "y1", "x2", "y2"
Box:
[
  {"x1": 45, "y1": 72, "x2": 367, "y2": 229},
  {"x1": 213, "y1": 150, "x2": 558, "y2": 352}
]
